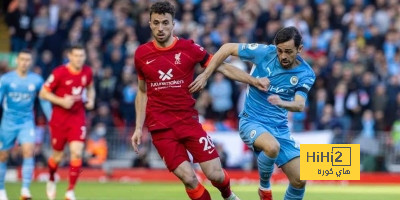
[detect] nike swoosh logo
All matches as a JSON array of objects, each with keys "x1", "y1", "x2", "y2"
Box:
[
  {"x1": 66, "y1": 80, "x2": 73, "y2": 85},
  {"x1": 208, "y1": 149, "x2": 215, "y2": 154},
  {"x1": 146, "y1": 59, "x2": 156, "y2": 64}
]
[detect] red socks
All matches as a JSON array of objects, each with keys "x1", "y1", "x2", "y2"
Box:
[
  {"x1": 67, "y1": 159, "x2": 82, "y2": 190},
  {"x1": 48, "y1": 157, "x2": 58, "y2": 182},
  {"x1": 211, "y1": 169, "x2": 232, "y2": 198},
  {"x1": 186, "y1": 183, "x2": 211, "y2": 200}
]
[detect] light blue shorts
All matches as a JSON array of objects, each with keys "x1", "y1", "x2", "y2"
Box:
[
  {"x1": 0, "y1": 122, "x2": 35, "y2": 150},
  {"x1": 239, "y1": 117, "x2": 300, "y2": 167}
]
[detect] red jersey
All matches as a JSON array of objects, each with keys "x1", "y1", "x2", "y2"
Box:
[
  {"x1": 44, "y1": 65, "x2": 93, "y2": 127},
  {"x1": 134, "y1": 37, "x2": 212, "y2": 131}
]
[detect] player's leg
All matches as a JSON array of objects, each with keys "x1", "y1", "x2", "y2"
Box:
[
  {"x1": 64, "y1": 124, "x2": 86, "y2": 200},
  {"x1": 0, "y1": 128, "x2": 18, "y2": 200},
  {"x1": 17, "y1": 126, "x2": 36, "y2": 199},
  {"x1": 239, "y1": 119, "x2": 280, "y2": 200},
  {"x1": 173, "y1": 161, "x2": 211, "y2": 200},
  {"x1": 67, "y1": 141, "x2": 84, "y2": 192},
  {"x1": 281, "y1": 158, "x2": 305, "y2": 200},
  {"x1": 47, "y1": 125, "x2": 67, "y2": 200},
  {"x1": 181, "y1": 122, "x2": 238, "y2": 200},
  {"x1": 199, "y1": 158, "x2": 239, "y2": 200},
  {"x1": 276, "y1": 135, "x2": 305, "y2": 200},
  {"x1": 0, "y1": 151, "x2": 9, "y2": 200},
  {"x1": 151, "y1": 128, "x2": 211, "y2": 200}
]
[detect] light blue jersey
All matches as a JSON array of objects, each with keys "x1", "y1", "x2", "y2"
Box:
[
  {"x1": 238, "y1": 43, "x2": 315, "y2": 128},
  {"x1": 237, "y1": 43, "x2": 315, "y2": 167},
  {"x1": 0, "y1": 71, "x2": 51, "y2": 150}
]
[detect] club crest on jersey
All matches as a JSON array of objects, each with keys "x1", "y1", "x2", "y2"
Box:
[
  {"x1": 290, "y1": 76, "x2": 298, "y2": 85},
  {"x1": 158, "y1": 69, "x2": 173, "y2": 81},
  {"x1": 82, "y1": 75, "x2": 87, "y2": 85},
  {"x1": 247, "y1": 43, "x2": 259, "y2": 50},
  {"x1": 250, "y1": 130, "x2": 257, "y2": 138},
  {"x1": 28, "y1": 84, "x2": 35, "y2": 91},
  {"x1": 175, "y1": 52, "x2": 181, "y2": 64}
]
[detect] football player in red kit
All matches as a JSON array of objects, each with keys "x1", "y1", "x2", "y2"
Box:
[
  {"x1": 39, "y1": 44, "x2": 95, "y2": 200},
  {"x1": 132, "y1": 1, "x2": 269, "y2": 200}
]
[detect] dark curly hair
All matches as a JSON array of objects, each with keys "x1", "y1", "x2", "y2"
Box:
[
  {"x1": 150, "y1": 1, "x2": 175, "y2": 19},
  {"x1": 274, "y1": 26, "x2": 303, "y2": 48}
]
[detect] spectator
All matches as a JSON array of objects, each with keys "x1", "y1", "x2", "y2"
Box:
[
  {"x1": 85, "y1": 122, "x2": 108, "y2": 168},
  {"x1": 209, "y1": 72, "x2": 233, "y2": 121},
  {"x1": 6, "y1": 0, "x2": 32, "y2": 52}
]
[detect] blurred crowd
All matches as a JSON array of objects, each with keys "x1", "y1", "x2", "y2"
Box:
[{"x1": 1, "y1": 0, "x2": 400, "y2": 169}]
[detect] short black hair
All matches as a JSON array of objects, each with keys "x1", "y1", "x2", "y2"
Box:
[
  {"x1": 68, "y1": 44, "x2": 85, "y2": 52},
  {"x1": 18, "y1": 49, "x2": 32, "y2": 55},
  {"x1": 150, "y1": 1, "x2": 175, "y2": 19},
  {"x1": 274, "y1": 26, "x2": 302, "y2": 48}
]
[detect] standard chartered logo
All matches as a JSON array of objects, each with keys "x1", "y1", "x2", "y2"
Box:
[{"x1": 158, "y1": 69, "x2": 173, "y2": 81}]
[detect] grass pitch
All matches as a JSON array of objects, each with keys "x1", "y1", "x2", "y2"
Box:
[{"x1": 4, "y1": 182, "x2": 400, "y2": 200}]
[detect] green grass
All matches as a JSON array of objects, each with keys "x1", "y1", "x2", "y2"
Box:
[{"x1": 4, "y1": 182, "x2": 400, "y2": 200}]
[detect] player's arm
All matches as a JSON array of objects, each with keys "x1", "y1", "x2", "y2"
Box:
[
  {"x1": 39, "y1": 98, "x2": 52, "y2": 121},
  {"x1": 39, "y1": 87, "x2": 74, "y2": 109},
  {"x1": 132, "y1": 79, "x2": 147, "y2": 154},
  {"x1": 85, "y1": 82, "x2": 95, "y2": 110},
  {"x1": 0, "y1": 77, "x2": 6, "y2": 104},
  {"x1": 268, "y1": 94, "x2": 306, "y2": 112},
  {"x1": 217, "y1": 63, "x2": 269, "y2": 91},
  {"x1": 189, "y1": 43, "x2": 240, "y2": 93}
]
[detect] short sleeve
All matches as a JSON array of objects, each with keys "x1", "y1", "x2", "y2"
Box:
[
  {"x1": 295, "y1": 73, "x2": 315, "y2": 99},
  {"x1": 238, "y1": 43, "x2": 273, "y2": 64},
  {"x1": 0, "y1": 76, "x2": 7, "y2": 102},
  {"x1": 134, "y1": 53, "x2": 145, "y2": 80},
  {"x1": 189, "y1": 41, "x2": 211, "y2": 68},
  {"x1": 43, "y1": 70, "x2": 59, "y2": 92}
]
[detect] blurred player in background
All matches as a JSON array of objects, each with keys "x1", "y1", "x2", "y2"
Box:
[
  {"x1": 132, "y1": 1, "x2": 269, "y2": 200},
  {"x1": 39, "y1": 44, "x2": 95, "y2": 200},
  {"x1": 191, "y1": 27, "x2": 316, "y2": 200},
  {"x1": 0, "y1": 50, "x2": 52, "y2": 200}
]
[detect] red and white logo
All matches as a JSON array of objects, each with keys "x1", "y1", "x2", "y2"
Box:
[
  {"x1": 175, "y1": 52, "x2": 181, "y2": 65},
  {"x1": 158, "y1": 69, "x2": 173, "y2": 81}
]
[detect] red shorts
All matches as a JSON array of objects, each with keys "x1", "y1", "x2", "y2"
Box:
[
  {"x1": 151, "y1": 120, "x2": 219, "y2": 171},
  {"x1": 50, "y1": 123, "x2": 86, "y2": 151}
]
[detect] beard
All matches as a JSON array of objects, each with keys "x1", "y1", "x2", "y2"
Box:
[
  {"x1": 154, "y1": 31, "x2": 171, "y2": 44},
  {"x1": 280, "y1": 59, "x2": 293, "y2": 69}
]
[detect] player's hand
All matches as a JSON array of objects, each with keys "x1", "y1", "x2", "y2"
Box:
[
  {"x1": 253, "y1": 77, "x2": 270, "y2": 92},
  {"x1": 189, "y1": 73, "x2": 208, "y2": 93},
  {"x1": 267, "y1": 95, "x2": 282, "y2": 106},
  {"x1": 60, "y1": 95, "x2": 75, "y2": 109},
  {"x1": 132, "y1": 129, "x2": 142, "y2": 154},
  {"x1": 85, "y1": 99, "x2": 95, "y2": 110}
]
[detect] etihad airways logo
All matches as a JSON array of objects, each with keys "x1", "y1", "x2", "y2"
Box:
[{"x1": 158, "y1": 69, "x2": 173, "y2": 81}]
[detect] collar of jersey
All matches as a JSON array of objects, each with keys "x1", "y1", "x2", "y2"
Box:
[
  {"x1": 66, "y1": 64, "x2": 82, "y2": 75},
  {"x1": 152, "y1": 36, "x2": 178, "y2": 51}
]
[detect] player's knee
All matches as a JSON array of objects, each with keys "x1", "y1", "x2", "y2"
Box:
[
  {"x1": 22, "y1": 149, "x2": 34, "y2": 158},
  {"x1": 52, "y1": 151, "x2": 64, "y2": 163},
  {"x1": 291, "y1": 178, "x2": 306, "y2": 189},
  {"x1": 181, "y1": 173, "x2": 199, "y2": 188},
  {"x1": 206, "y1": 169, "x2": 224, "y2": 183},
  {"x1": 70, "y1": 149, "x2": 83, "y2": 159},
  {"x1": 0, "y1": 151, "x2": 8, "y2": 162},
  {"x1": 262, "y1": 141, "x2": 280, "y2": 158}
]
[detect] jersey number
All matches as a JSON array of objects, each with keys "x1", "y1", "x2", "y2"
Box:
[
  {"x1": 80, "y1": 126, "x2": 86, "y2": 139},
  {"x1": 199, "y1": 135, "x2": 215, "y2": 151}
]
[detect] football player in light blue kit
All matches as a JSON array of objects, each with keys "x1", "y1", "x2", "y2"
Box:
[
  {"x1": 190, "y1": 27, "x2": 315, "y2": 200},
  {"x1": 0, "y1": 50, "x2": 51, "y2": 200}
]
